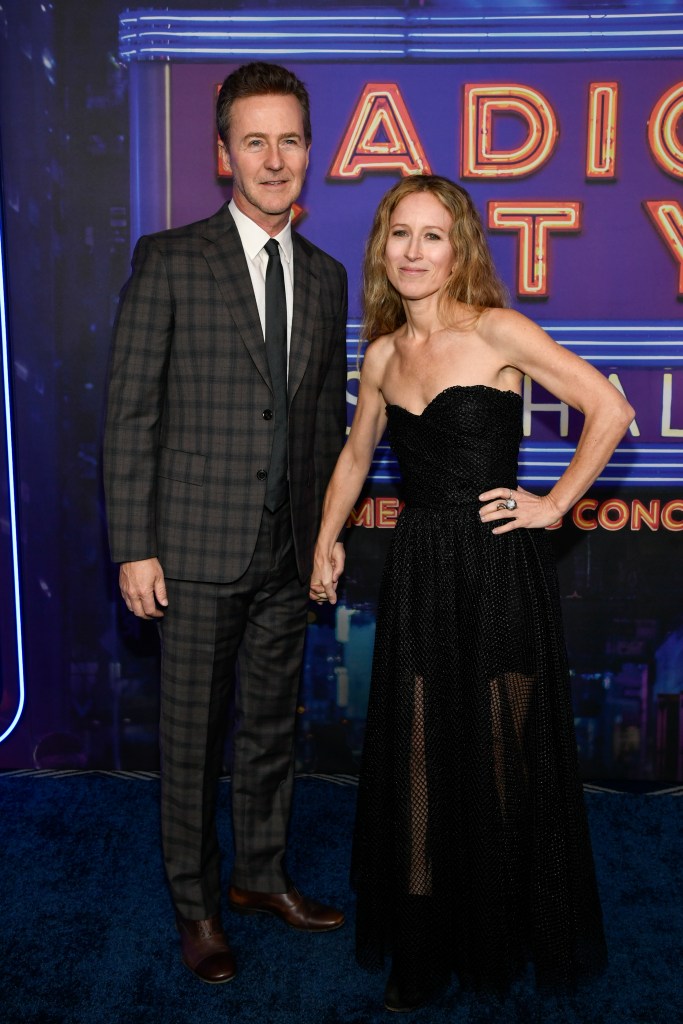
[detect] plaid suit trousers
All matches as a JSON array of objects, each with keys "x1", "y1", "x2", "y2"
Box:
[{"x1": 159, "y1": 501, "x2": 309, "y2": 919}]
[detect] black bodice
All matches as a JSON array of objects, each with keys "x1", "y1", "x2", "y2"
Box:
[{"x1": 386, "y1": 385, "x2": 523, "y2": 508}]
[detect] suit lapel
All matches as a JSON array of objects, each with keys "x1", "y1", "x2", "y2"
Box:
[
  {"x1": 288, "y1": 233, "x2": 319, "y2": 404},
  {"x1": 202, "y1": 209, "x2": 271, "y2": 388},
  {"x1": 201, "y1": 208, "x2": 320, "y2": 399}
]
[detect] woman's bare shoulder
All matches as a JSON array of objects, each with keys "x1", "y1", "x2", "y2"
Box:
[
  {"x1": 361, "y1": 332, "x2": 396, "y2": 380},
  {"x1": 477, "y1": 306, "x2": 531, "y2": 339}
]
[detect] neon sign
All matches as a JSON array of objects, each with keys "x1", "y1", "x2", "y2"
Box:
[{"x1": 323, "y1": 78, "x2": 683, "y2": 298}]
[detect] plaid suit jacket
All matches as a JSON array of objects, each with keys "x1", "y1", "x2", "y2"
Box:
[{"x1": 103, "y1": 203, "x2": 348, "y2": 582}]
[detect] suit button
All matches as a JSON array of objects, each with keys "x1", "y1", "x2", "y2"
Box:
[
  {"x1": 256, "y1": 469, "x2": 268, "y2": 480},
  {"x1": 262, "y1": 409, "x2": 273, "y2": 420}
]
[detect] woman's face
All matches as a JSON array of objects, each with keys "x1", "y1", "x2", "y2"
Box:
[{"x1": 383, "y1": 192, "x2": 455, "y2": 302}]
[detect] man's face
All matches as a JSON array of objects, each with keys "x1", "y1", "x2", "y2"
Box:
[{"x1": 221, "y1": 93, "x2": 310, "y2": 234}]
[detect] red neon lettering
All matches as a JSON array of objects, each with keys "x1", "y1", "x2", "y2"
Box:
[
  {"x1": 573, "y1": 499, "x2": 598, "y2": 530},
  {"x1": 631, "y1": 500, "x2": 661, "y2": 531},
  {"x1": 328, "y1": 84, "x2": 431, "y2": 179},
  {"x1": 644, "y1": 201, "x2": 683, "y2": 295},
  {"x1": 597, "y1": 499, "x2": 630, "y2": 531},
  {"x1": 376, "y1": 498, "x2": 400, "y2": 528},
  {"x1": 488, "y1": 202, "x2": 582, "y2": 297},
  {"x1": 648, "y1": 81, "x2": 683, "y2": 179},
  {"x1": 348, "y1": 498, "x2": 374, "y2": 528},
  {"x1": 586, "y1": 83, "x2": 619, "y2": 179},
  {"x1": 662, "y1": 500, "x2": 683, "y2": 531},
  {"x1": 462, "y1": 83, "x2": 558, "y2": 179}
]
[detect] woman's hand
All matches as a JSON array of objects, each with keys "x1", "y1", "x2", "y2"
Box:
[
  {"x1": 478, "y1": 485, "x2": 562, "y2": 533},
  {"x1": 309, "y1": 542, "x2": 346, "y2": 605}
]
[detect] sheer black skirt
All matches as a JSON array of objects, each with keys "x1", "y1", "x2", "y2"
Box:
[{"x1": 351, "y1": 505, "x2": 607, "y2": 996}]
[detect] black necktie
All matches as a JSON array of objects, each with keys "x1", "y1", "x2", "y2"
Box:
[{"x1": 263, "y1": 238, "x2": 288, "y2": 512}]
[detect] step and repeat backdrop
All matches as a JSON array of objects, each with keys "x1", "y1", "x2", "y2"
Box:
[{"x1": 1, "y1": 4, "x2": 682, "y2": 779}]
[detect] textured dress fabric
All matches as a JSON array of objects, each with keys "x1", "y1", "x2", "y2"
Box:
[{"x1": 352, "y1": 385, "x2": 607, "y2": 997}]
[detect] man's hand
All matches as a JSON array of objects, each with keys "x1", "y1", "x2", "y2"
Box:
[{"x1": 119, "y1": 558, "x2": 168, "y2": 619}]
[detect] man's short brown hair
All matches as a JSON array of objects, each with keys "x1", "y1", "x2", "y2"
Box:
[{"x1": 217, "y1": 62, "x2": 312, "y2": 147}]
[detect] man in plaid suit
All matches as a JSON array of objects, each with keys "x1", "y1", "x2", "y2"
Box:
[{"x1": 103, "y1": 63, "x2": 348, "y2": 983}]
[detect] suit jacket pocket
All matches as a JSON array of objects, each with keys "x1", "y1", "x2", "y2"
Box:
[{"x1": 157, "y1": 446, "x2": 206, "y2": 486}]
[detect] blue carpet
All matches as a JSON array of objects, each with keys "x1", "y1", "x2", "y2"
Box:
[{"x1": 0, "y1": 774, "x2": 681, "y2": 1024}]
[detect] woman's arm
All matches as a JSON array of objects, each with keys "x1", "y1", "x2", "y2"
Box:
[
  {"x1": 310, "y1": 341, "x2": 389, "y2": 603},
  {"x1": 479, "y1": 309, "x2": 635, "y2": 533}
]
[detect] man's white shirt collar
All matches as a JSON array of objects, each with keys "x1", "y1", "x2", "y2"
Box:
[{"x1": 229, "y1": 199, "x2": 293, "y2": 266}]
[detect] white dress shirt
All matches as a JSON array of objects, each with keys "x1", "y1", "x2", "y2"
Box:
[{"x1": 229, "y1": 199, "x2": 294, "y2": 372}]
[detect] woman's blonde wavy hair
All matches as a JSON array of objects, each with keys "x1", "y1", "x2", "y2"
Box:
[{"x1": 362, "y1": 175, "x2": 508, "y2": 342}]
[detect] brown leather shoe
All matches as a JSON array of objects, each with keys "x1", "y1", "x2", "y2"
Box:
[
  {"x1": 228, "y1": 884, "x2": 344, "y2": 932},
  {"x1": 175, "y1": 912, "x2": 236, "y2": 984}
]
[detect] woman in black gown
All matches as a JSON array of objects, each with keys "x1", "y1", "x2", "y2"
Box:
[{"x1": 310, "y1": 176, "x2": 633, "y2": 1012}]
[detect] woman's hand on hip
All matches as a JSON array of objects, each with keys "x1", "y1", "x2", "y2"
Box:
[{"x1": 478, "y1": 486, "x2": 563, "y2": 533}]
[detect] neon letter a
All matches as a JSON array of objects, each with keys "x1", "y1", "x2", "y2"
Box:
[{"x1": 329, "y1": 83, "x2": 431, "y2": 179}]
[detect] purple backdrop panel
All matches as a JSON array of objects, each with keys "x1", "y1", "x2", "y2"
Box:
[{"x1": 163, "y1": 60, "x2": 683, "y2": 322}]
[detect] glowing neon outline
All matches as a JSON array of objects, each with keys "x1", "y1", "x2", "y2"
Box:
[
  {"x1": 0, "y1": 196, "x2": 26, "y2": 745},
  {"x1": 463, "y1": 84, "x2": 557, "y2": 178},
  {"x1": 644, "y1": 200, "x2": 683, "y2": 292},
  {"x1": 117, "y1": 10, "x2": 683, "y2": 61},
  {"x1": 118, "y1": 46, "x2": 683, "y2": 60},
  {"x1": 648, "y1": 83, "x2": 683, "y2": 180},
  {"x1": 586, "y1": 83, "x2": 619, "y2": 178},
  {"x1": 329, "y1": 83, "x2": 431, "y2": 179},
  {"x1": 488, "y1": 202, "x2": 582, "y2": 296}
]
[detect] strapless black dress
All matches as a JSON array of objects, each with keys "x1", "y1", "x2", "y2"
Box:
[{"x1": 352, "y1": 385, "x2": 607, "y2": 995}]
